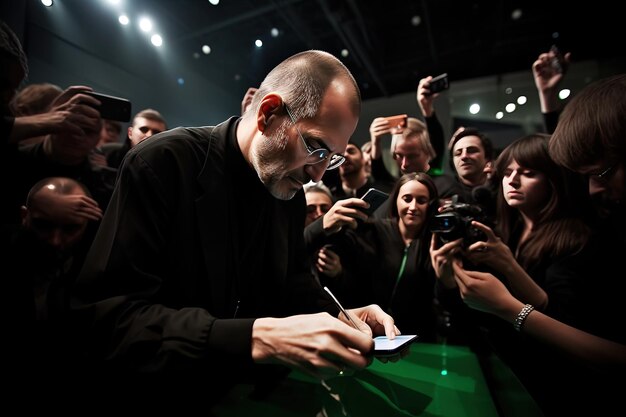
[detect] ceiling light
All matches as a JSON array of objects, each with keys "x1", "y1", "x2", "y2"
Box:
[
  {"x1": 411, "y1": 16, "x2": 421, "y2": 26},
  {"x1": 118, "y1": 15, "x2": 130, "y2": 25},
  {"x1": 202, "y1": 45, "x2": 211, "y2": 54},
  {"x1": 495, "y1": 111, "x2": 504, "y2": 120},
  {"x1": 341, "y1": 49, "x2": 349, "y2": 57},
  {"x1": 559, "y1": 89, "x2": 571, "y2": 99},
  {"x1": 139, "y1": 17, "x2": 152, "y2": 32},
  {"x1": 469, "y1": 103, "x2": 480, "y2": 114},
  {"x1": 505, "y1": 103, "x2": 516, "y2": 113},
  {"x1": 511, "y1": 9, "x2": 522, "y2": 20},
  {"x1": 255, "y1": 39, "x2": 263, "y2": 48},
  {"x1": 41, "y1": 0, "x2": 53, "y2": 6},
  {"x1": 208, "y1": 0, "x2": 220, "y2": 5},
  {"x1": 517, "y1": 95, "x2": 527, "y2": 105},
  {"x1": 271, "y1": 28, "x2": 279, "y2": 37},
  {"x1": 151, "y1": 34, "x2": 163, "y2": 47}
]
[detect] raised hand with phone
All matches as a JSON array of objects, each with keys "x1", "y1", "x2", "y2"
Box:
[
  {"x1": 532, "y1": 46, "x2": 571, "y2": 124},
  {"x1": 417, "y1": 74, "x2": 447, "y2": 118}
]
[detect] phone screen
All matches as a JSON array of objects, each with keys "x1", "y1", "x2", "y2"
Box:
[
  {"x1": 373, "y1": 335, "x2": 418, "y2": 356},
  {"x1": 360, "y1": 188, "x2": 389, "y2": 216}
]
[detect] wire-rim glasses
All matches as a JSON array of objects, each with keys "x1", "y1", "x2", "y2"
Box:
[
  {"x1": 588, "y1": 162, "x2": 618, "y2": 183},
  {"x1": 284, "y1": 104, "x2": 345, "y2": 170}
]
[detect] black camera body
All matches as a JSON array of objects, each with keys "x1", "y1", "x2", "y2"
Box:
[{"x1": 430, "y1": 202, "x2": 487, "y2": 246}]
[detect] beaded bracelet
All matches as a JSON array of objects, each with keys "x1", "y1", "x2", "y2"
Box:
[{"x1": 513, "y1": 304, "x2": 535, "y2": 332}]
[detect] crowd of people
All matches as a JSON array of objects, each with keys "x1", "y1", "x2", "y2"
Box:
[{"x1": 2, "y1": 17, "x2": 624, "y2": 415}]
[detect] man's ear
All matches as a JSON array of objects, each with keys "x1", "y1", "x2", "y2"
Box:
[{"x1": 256, "y1": 93, "x2": 284, "y2": 134}]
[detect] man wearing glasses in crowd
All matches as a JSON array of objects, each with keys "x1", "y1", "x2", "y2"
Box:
[{"x1": 72, "y1": 50, "x2": 398, "y2": 399}]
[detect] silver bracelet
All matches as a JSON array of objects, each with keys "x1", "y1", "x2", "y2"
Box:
[{"x1": 513, "y1": 304, "x2": 535, "y2": 332}]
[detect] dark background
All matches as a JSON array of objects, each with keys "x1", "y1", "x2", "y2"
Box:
[{"x1": 3, "y1": 0, "x2": 625, "y2": 154}]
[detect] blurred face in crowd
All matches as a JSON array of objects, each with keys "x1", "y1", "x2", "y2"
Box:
[
  {"x1": 21, "y1": 185, "x2": 89, "y2": 255},
  {"x1": 305, "y1": 190, "x2": 333, "y2": 227},
  {"x1": 396, "y1": 179, "x2": 430, "y2": 233},
  {"x1": 392, "y1": 135, "x2": 430, "y2": 174},
  {"x1": 579, "y1": 160, "x2": 624, "y2": 217},
  {"x1": 128, "y1": 117, "x2": 166, "y2": 147},
  {"x1": 98, "y1": 120, "x2": 121, "y2": 145},
  {"x1": 339, "y1": 143, "x2": 364, "y2": 176},
  {"x1": 501, "y1": 159, "x2": 550, "y2": 218},
  {"x1": 452, "y1": 135, "x2": 489, "y2": 185}
]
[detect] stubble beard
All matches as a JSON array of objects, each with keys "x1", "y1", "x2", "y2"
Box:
[{"x1": 250, "y1": 124, "x2": 299, "y2": 200}]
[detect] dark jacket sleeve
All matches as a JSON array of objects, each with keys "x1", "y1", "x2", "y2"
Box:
[
  {"x1": 371, "y1": 156, "x2": 396, "y2": 187},
  {"x1": 72, "y1": 138, "x2": 255, "y2": 372},
  {"x1": 543, "y1": 110, "x2": 560, "y2": 134},
  {"x1": 425, "y1": 113, "x2": 445, "y2": 174}
]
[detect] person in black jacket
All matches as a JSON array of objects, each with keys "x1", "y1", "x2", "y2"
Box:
[{"x1": 72, "y1": 50, "x2": 398, "y2": 394}]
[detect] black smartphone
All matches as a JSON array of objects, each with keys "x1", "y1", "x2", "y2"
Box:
[
  {"x1": 85, "y1": 91, "x2": 132, "y2": 122},
  {"x1": 360, "y1": 188, "x2": 389, "y2": 216},
  {"x1": 373, "y1": 335, "x2": 418, "y2": 356},
  {"x1": 428, "y1": 73, "x2": 449, "y2": 95},
  {"x1": 550, "y1": 45, "x2": 565, "y2": 74}
]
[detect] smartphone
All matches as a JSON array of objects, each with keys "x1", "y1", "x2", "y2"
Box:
[
  {"x1": 85, "y1": 91, "x2": 132, "y2": 122},
  {"x1": 427, "y1": 73, "x2": 449, "y2": 95},
  {"x1": 360, "y1": 188, "x2": 389, "y2": 216},
  {"x1": 373, "y1": 335, "x2": 418, "y2": 356},
  {"x1": 384, "y1": 114, "x2": 408, "y2": 129},
  {"x1": 550, "y1": 45, "x2": 565, "y2": 74}
]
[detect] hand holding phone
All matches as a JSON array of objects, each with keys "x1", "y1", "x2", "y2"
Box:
[
  {"x1": 427, "y1": 73, "x2": 449, "y2": 95},
  {"x1": 360, "y1": 188, "x2": 389, "y2": 216},
  {"x1": 85, "y1": 91, "x2": 132, "y2": 122},
  {"x1": 373, "y1": 335, "x2": 418, "y2": 357},
  {"x1": 549, "y1": 45, "x2": 566, "y2": 74},
  {"x1": 384, "y1": 114, "x2": 408, "y2": 129}
]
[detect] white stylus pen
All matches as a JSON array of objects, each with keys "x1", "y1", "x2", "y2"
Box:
[{"x1": 323, "y1": 286, "x2": 360, "y2": 330}]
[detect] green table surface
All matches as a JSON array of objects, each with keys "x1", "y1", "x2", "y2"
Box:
[{"x1": 212, "y1": 342, "x2": 536, "y2": 416}]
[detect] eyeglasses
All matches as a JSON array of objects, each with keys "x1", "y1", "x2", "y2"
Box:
[
  {"x1": 284, "y1": 104, "x2": 345, "y2": 170},
  {"x1": 588, "y1": 162, "x2": 618, "y2": 183}
]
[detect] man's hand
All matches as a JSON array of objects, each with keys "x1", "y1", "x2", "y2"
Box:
[{"x1": 252, "y1": 313, "x2": 374, "y2": 380}]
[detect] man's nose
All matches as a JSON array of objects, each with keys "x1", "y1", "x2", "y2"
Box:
[{"x1": 306, "y1": 163, "x2": 326, "y2": 183}]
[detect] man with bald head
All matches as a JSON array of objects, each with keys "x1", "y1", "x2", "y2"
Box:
[
  {"x1": 74, "y1": 50, "x2": 398, "y2": 395},
  {"x1": 5, "y1": 177, "x2": 102, "y2": 378}
]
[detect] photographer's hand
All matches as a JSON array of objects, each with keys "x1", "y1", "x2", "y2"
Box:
[
  {"x1": 429, "y1": 234, "x2": 463, "y2": 288},
  {"x1": 465, "y1": 221, "x2": 517, "y2": 274},
  {"x1": 417, "y1": 76, "x2": 436, "y2": 117},
  {"x1": 322, "y1": 198, "x2": 368, "y2": 234},
  {"x1": 316, "y1": 246, "x2": 343, "y2": 277}
]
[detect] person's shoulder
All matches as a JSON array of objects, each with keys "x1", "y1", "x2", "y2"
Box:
[
  {"x1": 133, "y1": 126, "x2": 213, "y2": 153},
  {"x1": 122, "y1": 126, "x2": 215, "y2": 171}
]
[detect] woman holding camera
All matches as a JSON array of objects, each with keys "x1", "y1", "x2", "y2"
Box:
[{"x1": 431, "y1": 133, "x2": 599, "y2": 416}]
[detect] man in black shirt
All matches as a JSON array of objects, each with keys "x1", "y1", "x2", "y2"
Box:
[{"x1": 73, "y1": 51, "x2": 398, "y2": 393}]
